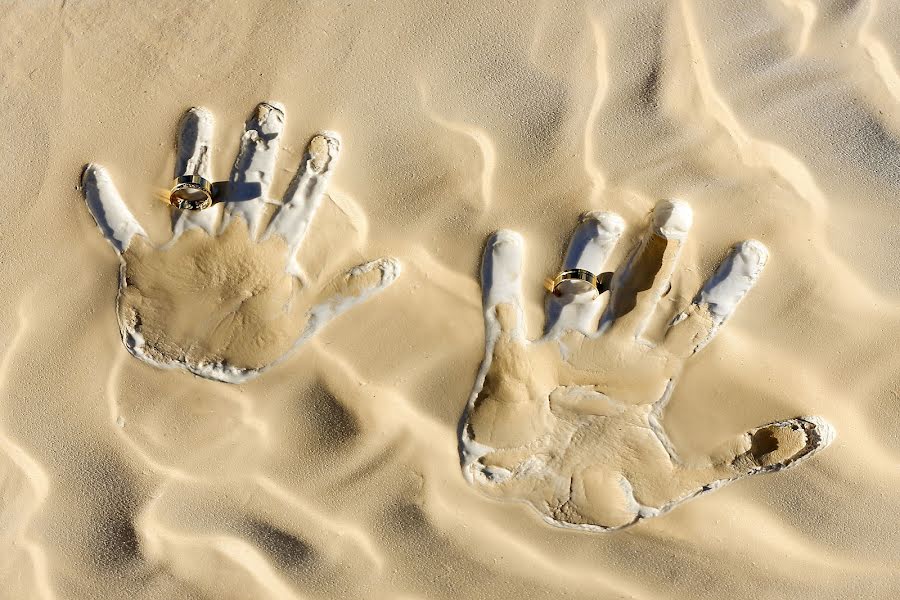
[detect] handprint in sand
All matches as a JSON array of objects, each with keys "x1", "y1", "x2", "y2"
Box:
[
  {"x1": 460, "y1": 201, "x2": 834, "y2": 531},
  {"x1": 82, "y1": 102, "x2": 399, "y2": 383}
]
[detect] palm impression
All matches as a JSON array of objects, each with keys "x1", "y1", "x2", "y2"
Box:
[
  {"x1": 82, "y1": 102, "x2": 400, "y2": 383},
  {"x1": 460, "y1": 201, "x2": 834, "y2": 531}
]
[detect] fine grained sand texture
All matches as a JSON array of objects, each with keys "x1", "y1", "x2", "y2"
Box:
[{"x1": 1, "y1": 1, "x2": 899, "y2": 599}]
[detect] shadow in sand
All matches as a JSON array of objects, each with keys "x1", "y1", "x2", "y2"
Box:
[
  {"x1": 209, "y1": 180, "x2": 262, "y2": 205},
  {"x1": 604, "y1": 234, "x2": 667, "y2": 321}
]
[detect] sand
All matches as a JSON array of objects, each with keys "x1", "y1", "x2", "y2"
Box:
[{"x1": 1, "y1": 0, "x2": 899, "y2": 598}]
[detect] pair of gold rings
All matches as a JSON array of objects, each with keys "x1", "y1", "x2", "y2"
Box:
[
  {"x1": 545, "y1": 269, "x2": 613, "y2": 297},
  {"x1": 170, "y1": 176, "x2": 614, "y2": 302},
  {"x1": 169, "y1": 175, "x2": 214, "y2": 210}
]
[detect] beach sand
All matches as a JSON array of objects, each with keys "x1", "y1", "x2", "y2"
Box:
[{"x1": 1, "y1": 1, "x2": 899, "y2": 598}]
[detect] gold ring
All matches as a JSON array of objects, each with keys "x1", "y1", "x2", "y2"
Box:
[
  {"x1": 169, "y1": 175, "x2": 214, "y2": 210},
  {"x1": 544, "y1": 269, "x2": 613, "y2": 296}
]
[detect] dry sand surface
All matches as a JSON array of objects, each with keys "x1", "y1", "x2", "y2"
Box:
[{"x1": 1, "y1": 1, "x2": 899, "y2": 598}]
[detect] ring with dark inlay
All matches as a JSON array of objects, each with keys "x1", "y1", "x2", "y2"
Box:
[
  {"x1": 169, "y1": 175, "x2": 214, "y2": 210},
  {"x1": 545, "y1": 268, "x2": 613, "y2": 297}
]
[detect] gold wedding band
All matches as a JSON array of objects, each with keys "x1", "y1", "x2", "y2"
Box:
[
  {"x1": 544, "y1": 269, "x2": 613, "y2": 296},
  {"x1": 169, "y1": 175, "x2": 214, "y2": 210}
]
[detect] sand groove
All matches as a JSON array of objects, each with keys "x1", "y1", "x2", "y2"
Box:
[
  {"x1": 677, "y1": 0, "x2": 830, "y2": 222},
  {"x1": 0, "y1": 305, "x2": 55, "y2": 600},
  {"x1": 859, "y1": 0, "x2": 900, "y2": 104}
]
